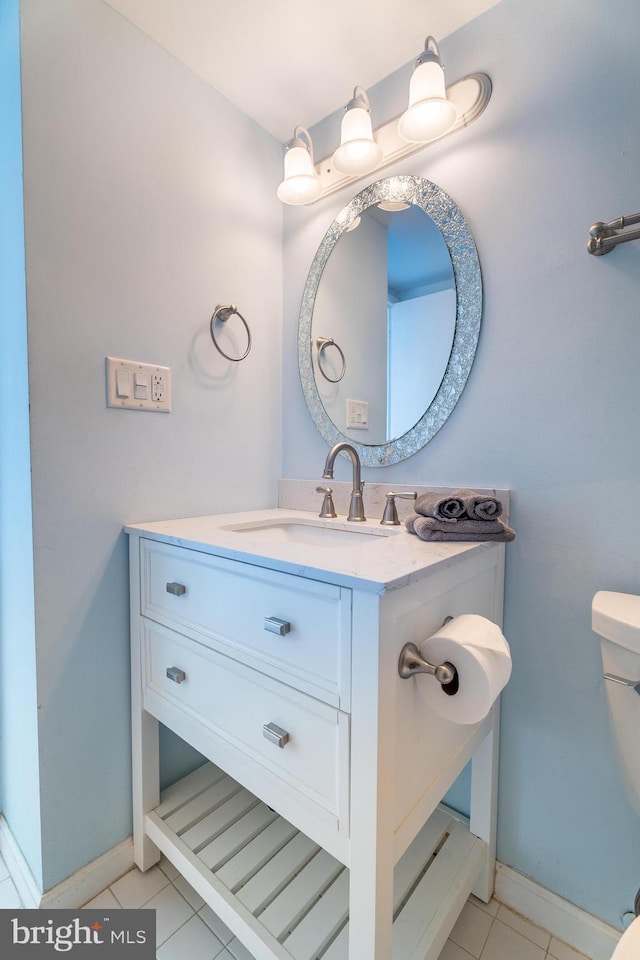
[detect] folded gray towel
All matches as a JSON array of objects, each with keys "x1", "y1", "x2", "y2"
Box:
[
  {"x1": 414, "y1": 492, "x2": 466, "y2": 522},
  {"x1": 406, "y1": 514, "x2": 505, "y2": 535},
  {"x1": 454, "y1": 488, "x2": 503, "y2": 521},
  {"x1": 406, "y1": 512, "x2": 515, "y2": 542}
]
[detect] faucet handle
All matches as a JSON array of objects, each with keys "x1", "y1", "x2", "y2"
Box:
[
  {"x1": 381, "y1": 491, "x2": 417, "y2": 526},
  {"x1": 316, "y1": 486, "x2": 337, "y2": 519}
]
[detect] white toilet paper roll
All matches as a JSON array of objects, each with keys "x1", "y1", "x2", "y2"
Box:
[{"x1": 418, "y1": 614, "x2": 512, "y2": 725}]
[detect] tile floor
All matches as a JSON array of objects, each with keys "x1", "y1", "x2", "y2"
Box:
[{"x1": 0, "y1": 851, "x2": 592, "y2": 960}]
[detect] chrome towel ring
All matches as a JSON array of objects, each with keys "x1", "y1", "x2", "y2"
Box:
[
  {"x1": 210, "y1": 304, "x2": 252, "y2": 362},
  {"x1": 316, "y1": 337, "x2": 346, "y2": 383}
]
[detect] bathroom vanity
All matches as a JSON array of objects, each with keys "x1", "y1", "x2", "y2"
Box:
[{"x1": 126, "y1": 506, "x2": 505, "y2": 960}]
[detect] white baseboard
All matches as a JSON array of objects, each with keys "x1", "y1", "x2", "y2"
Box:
[
  {"x1": 0, "y1": 814, "x2": 42, "y2": 907},
  {"x1": 40, "y1": 838, "x2": 134, "y2": 909},
  {"x1": 0, "y1": 814, "x2": 624, "y2": 958},
  {"x1": 0, "y1": 815, "x2": 134, "y2": 909},
  {"x1": 495, "y1": 862, "x2": 621, "y2": 960}
]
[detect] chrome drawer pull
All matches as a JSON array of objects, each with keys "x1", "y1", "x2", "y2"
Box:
[
  {"x1": 166, "y1": 582, "x2": 186, "y2": 596},
  {"x1": 166, "y1": 666, "x2": 186, "y2": 684},
  {"x1": 263, "y1": 722, "x2": 290, "y2": 748},
  {"x1": 263, "y1": 617, "x2": 291, "y2": 636},
  {"x1": 604, "y1": 672, "x2": 640, "y2": 695}
]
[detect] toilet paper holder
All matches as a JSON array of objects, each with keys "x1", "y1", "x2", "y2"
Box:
[{"x1": 398, "y1": 617, "x2": 459, "y2": 693}]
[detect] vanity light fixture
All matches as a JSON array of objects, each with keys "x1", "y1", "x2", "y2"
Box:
[
  {"x1": 398, "y1": 37, "x2": 457, "y2": 142},
  {"x1": 277, "y1": 126, "x2": 322, "y2": 205},
  {"x1": 277, "y1": 37, "x2": 491, "y2": 205},
  {"x1": 332, "y1": 86, "x2": 383, "y2": 176}
]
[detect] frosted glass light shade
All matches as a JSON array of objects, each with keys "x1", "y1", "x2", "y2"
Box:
[
  {"x1": 333, "y1": 106, "x2": 382, "y2": 176},
  {"x1": 377, "y1": 200, "x2": 410, "y2": 212},
  {"x1": 398, "y1": 59, "x2": 458, "y2": 142},
  {"x1": 277, "y1": 142, "x2": 322, "y2": 205}
]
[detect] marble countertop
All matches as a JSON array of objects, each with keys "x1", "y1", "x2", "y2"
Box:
[{"x1": 125, "y1": 507, "x2": 499, "y2": 594}]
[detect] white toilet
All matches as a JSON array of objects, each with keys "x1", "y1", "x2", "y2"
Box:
[
  {"x1": 610, "y1": 915, "x2": 640, "y2": 959},
  {"x1": 592, "y1": 591, "x2": 640, "y2": 957}
]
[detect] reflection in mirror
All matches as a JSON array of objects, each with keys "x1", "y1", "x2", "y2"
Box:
[
  {"x1": 311, "y1": 204, "x2": 455, "y2": 444},
  {"x1": 299, "y1": 176, "x2": 482, "y2": 467}
]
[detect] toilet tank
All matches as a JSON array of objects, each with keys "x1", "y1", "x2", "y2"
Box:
[{"x1": 593, "y1": 591, "x2": 640, "y2": 814}]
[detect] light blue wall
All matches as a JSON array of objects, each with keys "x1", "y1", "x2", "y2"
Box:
[
  {"x1": 18, "y1": 0, "x2": 282, "y2": 891},
  {"x1": 282, "y1": 0, "x2": 640, "y2": 929},
  {"x1": 0, "y1": 0, "x2": 43, "y2": 888},
  {"x1": 10, "y1": 0, "x2": 640, "y2": 921}
]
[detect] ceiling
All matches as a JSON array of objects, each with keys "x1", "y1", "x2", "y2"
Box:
[{"x1": 102, "y1": 0, "x2": 501, "y2": 142}]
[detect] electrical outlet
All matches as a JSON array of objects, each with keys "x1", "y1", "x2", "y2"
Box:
[
  {"x1": 152, "y1": 373, "x2": 165, "y2": 402},
  {"x1": 106, "y1": 357, "x2": 172, "y2": 412}
]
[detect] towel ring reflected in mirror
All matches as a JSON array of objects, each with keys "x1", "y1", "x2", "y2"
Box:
[
  {"x1": 298, "y1": 176, "x2": 483, "y2": 467},
  {"x1": 316, "y1": 337, "x2": 346, "y2": 383},
  {"x1": 210, "y1": 303, "x2": 252, "y2": 362}
]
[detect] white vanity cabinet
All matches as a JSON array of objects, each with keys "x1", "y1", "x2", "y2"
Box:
[{"x1": 127, "y1": 509, "x2": 505, "y2": 960}]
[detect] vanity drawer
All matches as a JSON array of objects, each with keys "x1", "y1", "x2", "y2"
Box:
[
  {"x1": 142, "y1": 622, "x2": 349, "y2": 827},
  {"x1": 140, "y1": 538, "x2": 351, "y2": 708}
]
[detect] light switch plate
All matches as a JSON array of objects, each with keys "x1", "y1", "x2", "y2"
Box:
[
  {"x1": 346, "y1": 398, "x2": 369, "y2": 429},
  {"x1": 106, "y1": 357, "x2": 171, "y2": 412}
]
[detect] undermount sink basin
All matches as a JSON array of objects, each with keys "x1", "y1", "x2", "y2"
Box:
[{"x1": 222, "y1": 518, "x2": 398, "y2": 548}]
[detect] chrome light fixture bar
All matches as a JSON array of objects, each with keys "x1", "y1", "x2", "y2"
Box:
[
  {"x1": 277, "y1": 37, "x2": 492, "y2": 206},
  {"x1": 317, "y1": 72, "x2": 491, "y2": 201}
]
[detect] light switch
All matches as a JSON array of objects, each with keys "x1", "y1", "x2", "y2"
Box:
[
  {"x1": 134, "y1": 372, "x2": 148, "y2": 400},
  {"x1": 346, "y1": 398, "x2": 369, "y2": 429},
  {"x1": 106, "y1": 357, "x2": 171, "y2": 413},
  {"x1": 116, "y1": 369, "x2": 130, "y2": 398}
]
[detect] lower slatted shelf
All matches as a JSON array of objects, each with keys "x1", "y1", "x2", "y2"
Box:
[{"x1": 145, "y1": 763, "x2": 487, "y2": 960}]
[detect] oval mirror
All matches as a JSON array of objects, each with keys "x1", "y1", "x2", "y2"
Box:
[{"x1": 298, "y1": 175, "x2": 482, "y2": 466}]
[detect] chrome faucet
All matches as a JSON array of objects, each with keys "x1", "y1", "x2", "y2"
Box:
[{"x1": 322, "y1": 442, "x2": 366, "y2": 522}]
